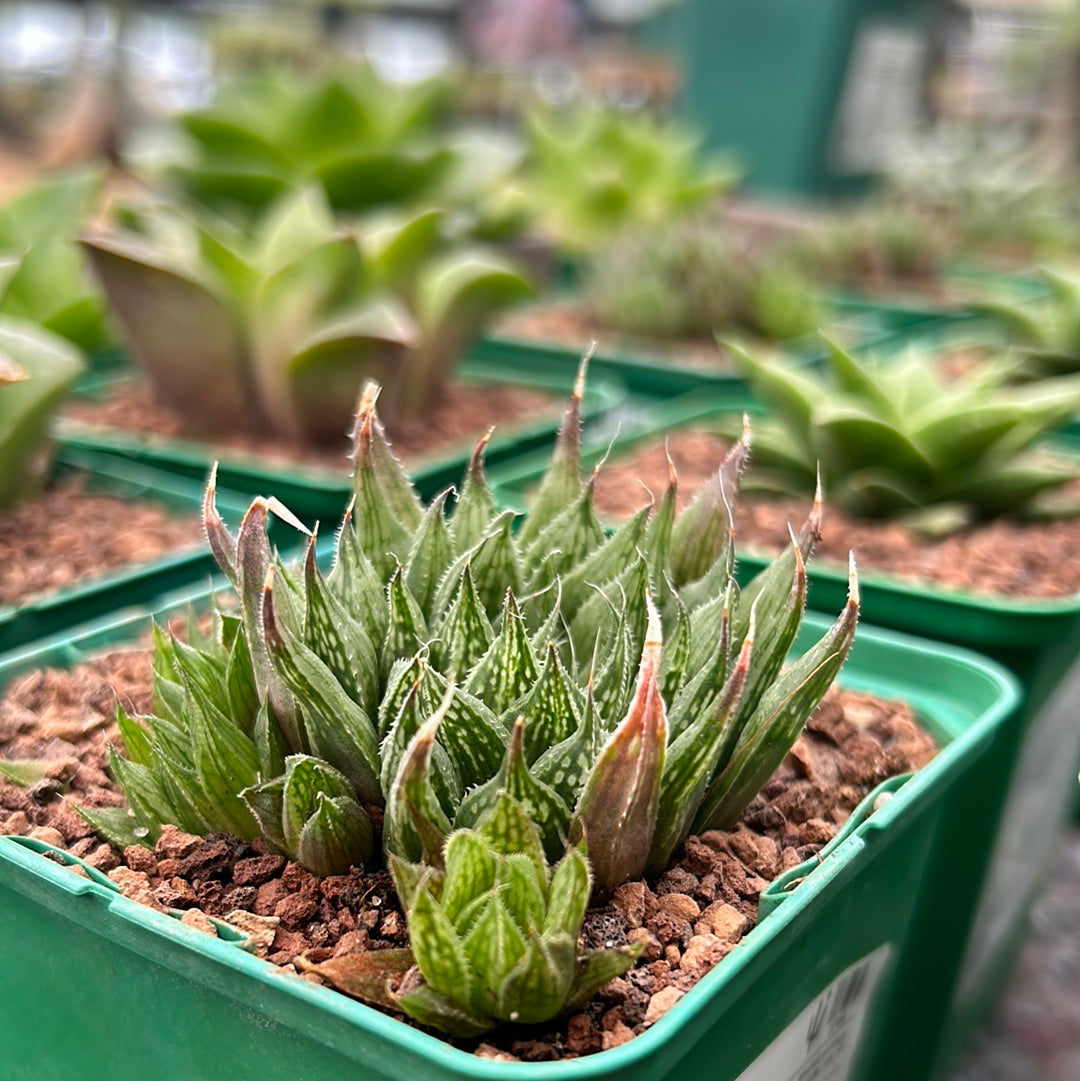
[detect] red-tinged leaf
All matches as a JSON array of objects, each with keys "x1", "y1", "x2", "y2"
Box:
[
  {"x1": 202, "y1": 463, "x2": 238, "y2": 584},
  {"x1": 295, "y1": 948, "x2": 414, "y2": 1011},
  {"x1": 573, "y1": 599, "x2": 667, "y2": 894}
]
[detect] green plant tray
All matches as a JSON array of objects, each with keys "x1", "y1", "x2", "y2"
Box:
[
  {"x1": 0, "y1": 582, "x2": 1019, "y2": 1081},
  {"x1": 0, "y1": 448, "x2": 254, "y2": 656},
  {"x1": 823, "y1": 263, "x2": 1049, "y2": 332},
  {"x1": 56, "y1": 358, "x2": 627, "y2": 522},
  {"x1": 489, "y1": 387, "x2": 1080, "y2": 1081},
  {"x1": 471, "y1": 306, "x2": 891, "y2": 402}
]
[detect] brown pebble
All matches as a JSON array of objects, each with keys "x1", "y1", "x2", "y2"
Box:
[
  {"x1": 474, "y1": 1044, "x2": 519, "y2": 1062},
  {"x1": 275, "y1": 894, "x2": 319, "y2": 929},
  {"x1": 566, "y1": 1013, "x2": 602, "y2": 1054},
  {"x1": 232, "y1": 854, "x2": 286, "y2": 886},
  {"x1": 222, "y1": 910, "x2": 279, "y2": 957},
  {"x1": 123, "y1": 845, "x2": 157, "y2": 874},
  {"x1": 644, "y1": 985, "x2": 685, "y2": 1025},
  {"x1": 657, "y1": 892, "x2": 700, "y2": 922},
  {"x1": 180, "y1": 909, "x2": 219, "y2": 937},
  {"x1": 602, "y1": 1020, "x2": 636, "y2": 1050},
  {"x1": 154, "y1": 825, "x2": 202, "y2": 860},
  {"x1": 626, "y1": 926, "x2": 663, "y2": 962},
  {"x1": 611, "y1": 881, "x2": 648, "y2": 928},
  {"x1": 695, "y1": 901, "x2": 750, "y2": 942},
  {"x1": 1, "y1": 810, "x2": 30, "y2": 834},
  {"x1": 254, "y1": 879, "x2": 291, "y2": 916},
  {"x1": 680, "y1": 934, "x2": 732, "y2": 975},
  {"x1": 84, "y1": 843, "x2": 120, "y2": 872},
  {"x1": 27, "y1": 826, "x2": 65, "y2": 848}
]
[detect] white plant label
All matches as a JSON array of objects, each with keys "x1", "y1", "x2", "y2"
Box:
[{"x1": 734, "y1": 945, "x2": 892, "y2": 1081}]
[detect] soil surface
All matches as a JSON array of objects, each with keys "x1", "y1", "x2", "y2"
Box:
[
  {"x1": 0, "y1": 641, "x2": 935, "y2": 1061},
  {"x1": 588, "y1": 430, "x2": 1080, "y2": 601},
  {"x1": 0, "y1": 476, "x2": 201, "y2": 607},
  {"x1": 495, "y1": 302, "x2": 740, "y2": 371},
  {"x1": 62, "y1": 378, "x2": 557, "y2": 473}
]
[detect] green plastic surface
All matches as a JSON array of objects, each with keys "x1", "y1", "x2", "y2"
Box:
[
  {"x1": 57, "y1": 357, "x2": 627, "y2": 521},
  {"x1": 0, "y1": 449, "x2": 252, "y2": 655},
  {"x1": 471, "y1": 307, "x2": 891, "y2": 402},
  {"x1": 0, "y1": 581, "x2": 1019, "y2": 1081}
]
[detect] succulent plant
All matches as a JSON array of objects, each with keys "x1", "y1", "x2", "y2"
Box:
[
  {"x1": 974, "y1": 267, "x2": 1080, "y2": 379},
  {"x1": 0, "y1": 168, "x2": 115, "y2": 356},
  {"x1": 108, "y1": 363, "x2": 859, "y2": 916},
  {"x1": 169, "y1": 67, "x2": 455, "y2": 219},
  {"x1": 511, "y1": 106, "x2": 740, "y2": 256},
  {"x1": 584, "y1": 215, "x2": 822, "y2": 343},
  {"x1": 730, "y1": 337, "x2": 1080, "y2": 532},
  {"x1": 82, "y1": 187, "x2": 532, "y2": 441},
  {"x1": 0, "y1": 308, "x2": 85, "y2": 509}
]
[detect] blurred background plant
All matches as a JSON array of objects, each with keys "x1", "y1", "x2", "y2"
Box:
[
  {"x1": 82, "y1": 187, "x2": 532, "y2": 441},
  {"x1": 583, "y1": 212, "x2": 821, "y2": 343}
]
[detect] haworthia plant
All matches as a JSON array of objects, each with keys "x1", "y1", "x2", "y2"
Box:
[
  {"x1": 974, "y1": 266, "x2": 1080, "y2": 379},
  {"x1": 0, "y1": 313, "x2": 85, "y2": 509},
  {"x1": 302, "y1": 789, "x2": 641, "y2": 1036},
  {"x1": 109, "y1": 362, "x2": 858, "y2": 914},
  {"x1": 730, "y1": 335, "x2": 1080, "y2": 532},
  {"x1": 0, "y1": 168, "x2": 115, "y2": 356},
  {"x1": 82, "y1": 188, "x2": 532, "y2": 441}
]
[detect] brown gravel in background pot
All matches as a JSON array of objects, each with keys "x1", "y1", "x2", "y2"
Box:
[
  {"x1": 0, "y1": 644, "x2": 935, "y2": 1061},
  {"x1": 62, "y1": 378, "x2": 557, "y2": 472},
  {"x1": 589, "y1": 430, "x2": 1080, "y2": 600},
  {"x1": 0, "y1": 477, "x2": 202, "y2": 607}
]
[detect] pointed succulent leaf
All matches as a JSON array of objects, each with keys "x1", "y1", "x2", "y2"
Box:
[
  {"x1": 295, "y1": 948, "x2": 415, "y2": 1013},
  {"x1": 404, "y1": 490, "x2": 456, "y2": 620},
  {"x1": 421, "y1": 668, "x2": 508, "y2": 791},
  {"x1": 695, "y1": 559, "x2": 859, "y2": 832},
  {"x1": 384, "y1": 685, "x2": 455, "y2": 864},
  {"x1": 564, "y1": 944, "x2": 642, "y2": 1013},
  {"x1": 202, "y1": 464, "x2": 238, "y2": 585},
  {"x1": 382, "y1": 565, "x2": 429, "y2": 676},
  {"x1": 515, "y1": 354, "x2": 589, "y2": 548},
  {"x1": 406, "y1": 888, "x2": 474, "y2": 1004},
  {"x1": 516, "y1": 644, "x2": 582, "y2": 763},
  {"x1": 574, "y1": 600, "x2": 667, "y2": 894},
  {"x1": 496, "y1": 931, "x2": 577, "y2": 1024},
  {"x1": 242, "y1": 775, "x2": 289, "y2": 853},
  {"x1": 429, "y1": 564, "x2": 494, "y2": 676},
  {"x1": 543, "y1": 842, "x2": 591, "y2": 936},
  {"x1": 303, "y1": 538, "x2": 380, "y2": 715},
  {"x1": 449, "y1": 431, "x2": 498, "y2": 553},
  {"x1": 464, "y1": 590, "x2": 540, "y2": 713},
  {"x1": 439, "y1": 831, "x2": 498, "y2": 928},
  {"x1": 280, "y1": 755, "x2": 356, "y2": 853},
  {"x1": 462, "y1": 895, "x2": 528, "y2": 1014},
  {"x1": 395, "y1": 982, "x2": 491, "y2": 1038},
  {"x1": 532, "y1": 680, "x2": 601, "y2": 809},
  {"x1": 668, "y1": 431, "x2": 749, "y2": 587}
]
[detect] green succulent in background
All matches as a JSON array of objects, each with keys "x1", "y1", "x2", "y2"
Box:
[
  {"x1": 0, "y1": 168, "x2": 115, "y2": 357},
  {"x1": 169, "y1": 66, "x2": 456, "y2": 220},
  {"x1": 730, "y1": 337, "x2": 1080, "y2": 533},
  {"x1": 511, "y1": 106, "x2": 741, "y2": 257},
  {"x1": 105, "y1": 367, "x2": 858, "y2": 921},
  {"x1": 81, "y1": 187, "x2": 532, "y2": 442},
  {"x1": 0, "y1": 309, "x2": 86, "y2": 509},
  {"x1": 974, "y1": 267, "x2": 1080, "y2": 379},
  {"x1": 584, "y1": 215, "x2": 822, "y2": 343}
]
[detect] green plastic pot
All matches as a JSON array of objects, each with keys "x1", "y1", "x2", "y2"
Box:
[
  {"x1": 824, "y1": 264, "x2": 1050, "y2": 333},
  {"x1": 0, "y1": 448, "x2": 254, "y2": 656},
  {"x1": 471, "y1": 306, "x2": 893, "y2": 402},
  {"x1": 0, "y1": 580, "x2": 1018, "y2": 1081},
  {"x1": 489, "y1": 389, "x2": 1080, "y2": 1081},
  {"x1": 56, "y1": 358, "x2": 626, "y2": 522}
]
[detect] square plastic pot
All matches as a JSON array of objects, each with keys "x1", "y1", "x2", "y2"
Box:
[
  {"x1": 0, "y1": 448, "x2": 253, "y2": 655},
  {"x1": 0, "y1": 582, "x2": 1019, "y2": 1081}
]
